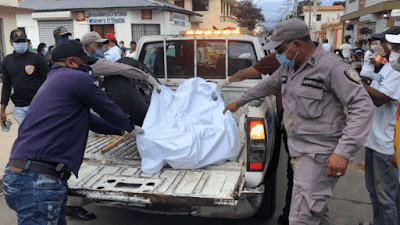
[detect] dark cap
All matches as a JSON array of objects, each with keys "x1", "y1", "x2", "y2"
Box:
[
  {"x1": 10, "y1": 29, "x2": 28, "y2": 42},
  {"x1": 372, "y1": 26, "x2": 400, "y2": 39},
  {"x1": 263, "y1": 18, "x2": 309, "y2": 51},
  {"x1": 52, "y1": 40, "x2": 98, "y2": 65},
  {"x1": 384, "y1": 26, "x2": 400, "y2": 44},
  {"x1": 53, "y1": 26, "x2": 72, "y2": 37}
]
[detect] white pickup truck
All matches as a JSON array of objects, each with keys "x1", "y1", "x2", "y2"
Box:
[{"x1": 68, "y1": 31, "x2": 281, "y2": 219}]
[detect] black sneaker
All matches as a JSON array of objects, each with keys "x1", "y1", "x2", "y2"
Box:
[{"x1": 66, "y1": 206, "x2": 96, "y2": 220}]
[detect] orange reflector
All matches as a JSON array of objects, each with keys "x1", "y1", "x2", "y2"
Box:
[
  {"x1": 195, "y1": 30, "x2": 203, "y2": 35},
  {"x1": 232, "y1": 30, "x2": 241, "y2": 35},
  {"x1": 186, "y1": 30, "x2": 194, "y2": 35},
  {"x1": 222, "y1": 30, "x2": 231, "y2": 35},
  {"x1": 250, "y1": 162, "x2": 262, "y2": 170},
  {"x1": 204, "y1": 30, "x2": 212, "y2": 35},
  {"x1": 249, "y1": 120, "x2": 265, "y2": 139}
]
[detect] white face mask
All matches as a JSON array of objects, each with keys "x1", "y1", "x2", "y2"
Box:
[
  {"x1": 118, "y1": 44, "x2": 123, "y2": 48},
  {"x1": 390, "y1": 51, "x2": 400, "y2": 72},
  {"x1": 43, "y1": 47, "x2": 48, "y2": 54}
]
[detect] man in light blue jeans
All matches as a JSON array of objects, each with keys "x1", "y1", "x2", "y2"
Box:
[
  {"x1": 13, "y1": 106, "x2": 29, "y2": 125},
  {"x1": 361, "y1": 26, "x2": 400, "y2": 225}
]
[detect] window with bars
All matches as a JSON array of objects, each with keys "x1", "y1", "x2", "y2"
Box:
[
  {"x1": 174, "y1": 1, "x2": 184, "y2": 8},
  {"x1": 131, "y1": 24, "x2": 161, "y2": 44},
  {"x1": 317, "y1": 14, "x2": 321, "y2": 21}
]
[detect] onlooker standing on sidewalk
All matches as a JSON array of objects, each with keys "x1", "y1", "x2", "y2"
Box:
[
  {"x1": 340, "y1": 39, "x2": 352, "y2": 62},
  {"x1": 118, "y1": 40, "x2": 127, "y2": 55},
  {"x1": 322, "y1": 39, "x2": 333, "y2": 52},
  {"x1": 362, "y1": 27, "x2": 400, "y2": 225},
  {"x1": 104, "y1": 33, "x2": 121, "y2": 62},
  {"x1": 2, "y1": 40, "x2": 145, "y2": 225},
  {"x1": 360, "y1": 39, "x2": 379, "y2": 81},
  {"x1": 125, "y1": 41, "x2": 137, "y2": 58},
  {"x1": 1, "y1": 29, "x2": 49, "y2": 126}
]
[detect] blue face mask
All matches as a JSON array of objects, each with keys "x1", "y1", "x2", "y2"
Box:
[
  {"x1": 55, "y1": 36, "x2": 69, "y2": 44},
  {"x1": 275, "y1": 42, "x2": 298, "y2": 68},
  {"x1": 89, "y1": 44, "x2": 105, "y2": 58},
  {"x1": 371, "y1": 45, "x2": 377, "y2": 51},
  {"x1": 13, "y1": 43, "x2": 28, "y2": 54}
]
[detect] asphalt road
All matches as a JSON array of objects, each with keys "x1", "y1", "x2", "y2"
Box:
[{"x1": 0, "y1": 139, "x2": 373, "y2": 224}]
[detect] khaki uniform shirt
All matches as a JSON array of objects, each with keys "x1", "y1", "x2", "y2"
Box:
[{"x1": 236, "y1": 45, "x2": 374, "y2": 160}]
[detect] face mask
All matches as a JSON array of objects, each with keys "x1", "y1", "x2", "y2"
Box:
[
  {"x1": 371, "y1": 45, "x2": 377, "y2": 51},
  {"x1": 29, "y1": 44, "x2": 33, "y2": 49},
  {"x1": 390, "y1": 51, "x2": 400, "y2": 72},
  {"x1": 55, "y1": 36, "x2": 69, "y2": 44},
  {"x1": 119, "y1": 44, "x2": 123, "y2": 48},
  {"x1": 43, "y1": 47, "x2": 48, "y2": 54},
  {"x1": 275, "y1": 42, "x2": 298, "y2": 68},
  {"x1": 89, "y1": 44, "x2": 105, "y2": 58},
  {"x1": 13, "y1": 43, "x2": 28, "y2": 54},
  {"x1": 71, "y1": 59, "x2": 93, "y2": 75}
]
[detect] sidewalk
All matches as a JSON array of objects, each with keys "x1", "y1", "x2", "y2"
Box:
[{"x1": 0, "y1": 100, "x2": 17, "y2": 191}]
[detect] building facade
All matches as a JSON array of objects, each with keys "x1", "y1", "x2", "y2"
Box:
[
  {"x1": 0, "y1": 0, "x2": 32, "y2": 60},
  {"x1": 167, "y1": 0, "x2": 238, "y2": 30},
  {"x1": 301, "y1": 5, "x2": 345, "y2": 42},
  {"x1": 341, "y1": 0, "x2": 400, "y2": 47},
  {"x1": 16, "y1": 0, "x2": 202, "y2": 49}
]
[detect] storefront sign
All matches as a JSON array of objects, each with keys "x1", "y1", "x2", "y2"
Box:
[
  {"x1": 86, "y1": 11, "x2": 127, "y2": 24},
  {"x1": 170, "y1": 12, "x2": 186, "y2": 26},
  {"x1": 76, "y1": 11, "x2": 86, "y2": 22},
  {"x1": 142, "y1": 10, "x2": 152, "y2": 20}
]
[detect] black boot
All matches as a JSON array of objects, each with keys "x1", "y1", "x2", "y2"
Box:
[{"x1": 66, "y1": 206, "x2": 96, "y2": 220}]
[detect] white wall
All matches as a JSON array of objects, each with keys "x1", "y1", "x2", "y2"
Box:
[
  {"x1": 346, "y1": 0, "x2": 359, "y2": 14},
  {"x1": 302, "y1": 10, "x2": 344, "y2": 31},
  {"x1": 365, "y1": 0, "x2": 386, "y2": 8},
  {"x1": 0, "y1": 0, "x2": 18, "y2": 7},
  {"x1": 16, "y1": 13, "x2": 40, "y2": 49},
  {"x1": 17, "y1": 8, "x2": 192, "y2": 50}
]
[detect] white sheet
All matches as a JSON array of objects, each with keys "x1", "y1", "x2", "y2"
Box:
[{"x1": 136, "y1": 78, "x2": 240, "y2": 173}]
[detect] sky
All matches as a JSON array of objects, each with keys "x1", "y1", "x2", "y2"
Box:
[{"x1": 254, "y1": 0, "x2": 341, "y2": 30}]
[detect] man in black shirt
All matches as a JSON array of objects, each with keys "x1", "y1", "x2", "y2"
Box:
[{"x1": 1, "y1": 29, "x2": 49, "y2": 126}]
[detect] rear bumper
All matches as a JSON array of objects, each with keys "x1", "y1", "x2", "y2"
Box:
[{"x1": 69, "y1": 185, "x2": 265, "y2": 219}]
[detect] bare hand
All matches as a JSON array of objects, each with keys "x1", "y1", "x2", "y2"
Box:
[
  {"x1": 0, "y1": 111, "x2": 6, "y2": 127},
  {"x1": 223, "y1": 102, "x2": 240, "y2": 115},
  {"x1": 325, "y1": 153, "x2": 349, "y2": 177},
  {"x1": 390, "y1": 154, "x2": 398, "y2": 173}
]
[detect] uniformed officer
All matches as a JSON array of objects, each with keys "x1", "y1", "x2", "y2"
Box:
[{"x1": 223, "y1": 18, "x2": 375, "y2": 225}]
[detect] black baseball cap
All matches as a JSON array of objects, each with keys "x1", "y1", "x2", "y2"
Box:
[
  {"x1": 52, "y1": 40, "x2": 98, "y2": 65},
  {"x1": 10, "y1": 29, "x2": 28, "y2": 42}
]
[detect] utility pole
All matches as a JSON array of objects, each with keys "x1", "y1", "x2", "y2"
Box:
[
  {"x1": 286, "y1": 0, "x2": 290, "y2": 20},
  {"x1": 293, "y1": 0, "x2": 298, "y2": 18},
  {"x1": 312, "y1": 0, "x2": 318, "y2": 41},
  {"x1": 308, "y1": 0, "x2": 312, "y2": 30}
]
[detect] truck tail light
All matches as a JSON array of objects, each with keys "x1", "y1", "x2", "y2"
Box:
[{"x1": 247, "y1": 119, "x2": 267, "y2": 171}]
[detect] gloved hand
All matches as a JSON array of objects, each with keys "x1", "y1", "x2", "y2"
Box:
[
  {"x1": 147, "y1": 75, "x2": 161, "y2": 94},
  {"x1": 124, "y1": 126, "x2": 145, "y2": 137},
  {"x1": 216, "y1": 77, "x2": 231, "y2": 91}
]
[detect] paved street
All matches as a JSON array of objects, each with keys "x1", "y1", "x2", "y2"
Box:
[{"x1": 0, "y1": 82, "x2": 373, "y2": 224}]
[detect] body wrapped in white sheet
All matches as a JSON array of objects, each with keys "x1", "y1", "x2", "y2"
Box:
[{"x1": 137, "y1": 78, "x2": 240, "y2": 173}]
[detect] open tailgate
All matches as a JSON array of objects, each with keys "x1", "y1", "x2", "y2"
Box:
[{"x1": 68, "y1": 136, "x2": 245, "y2": 207}]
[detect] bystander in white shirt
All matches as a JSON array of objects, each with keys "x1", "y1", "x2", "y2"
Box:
[{"x1": 105, "y1": 46, "x2": 121, "y2": 62}]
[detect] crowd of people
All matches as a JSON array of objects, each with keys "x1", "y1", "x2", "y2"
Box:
[
  {"x1": 3, "y1": 19, "x2": 400, "y2": 225},
  {"x1": 0, "y1": 26, "x2": 159, "y2": 224}
]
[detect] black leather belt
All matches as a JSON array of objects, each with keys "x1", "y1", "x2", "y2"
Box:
[{"x1": 9, "y1": 159, "x2": 71, "y2": 181}]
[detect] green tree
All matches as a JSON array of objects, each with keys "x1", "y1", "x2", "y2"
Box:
[
  {"x1": 231, "y1": 0, "x2": 265, "y2": 31},
  {"x1": 332, "y1": 1, "x2": 345, "y2": 7}
]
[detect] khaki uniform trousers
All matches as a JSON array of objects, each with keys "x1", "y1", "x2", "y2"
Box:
[{"x1": 289, "y1": 154, "x2": 339, "y2": 225}]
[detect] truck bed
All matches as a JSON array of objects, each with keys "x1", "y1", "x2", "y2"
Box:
[{"x1": 68, "y1": 135, "x2": 246, "y2": 207}]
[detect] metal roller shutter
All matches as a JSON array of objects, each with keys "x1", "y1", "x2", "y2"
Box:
[
  {"x1": 131, "y1": 24, "x2": 160, "y2": 43},
  {"x1": 38, "y1": 20, "x2": 74, "y2": 46}
]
